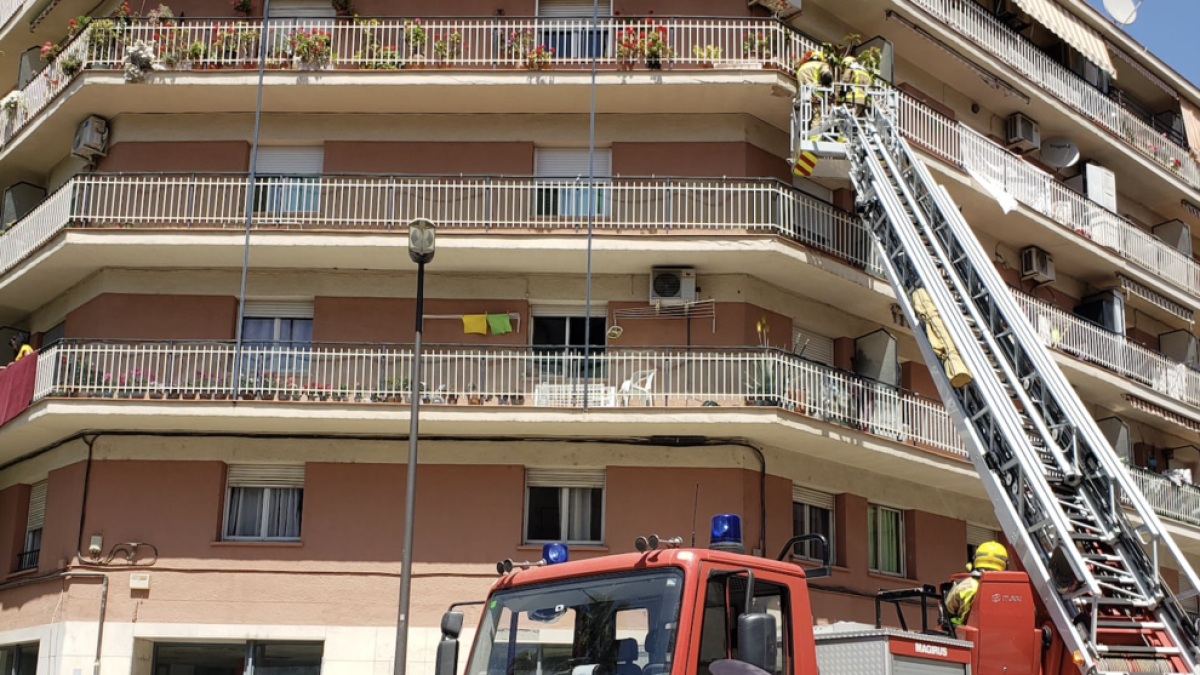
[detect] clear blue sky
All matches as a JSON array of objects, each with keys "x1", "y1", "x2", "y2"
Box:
[{"x1": 1084, "y1": 0, "x2": 1200, "y2": 87}]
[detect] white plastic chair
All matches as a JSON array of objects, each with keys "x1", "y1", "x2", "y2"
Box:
[{"x1": 619, "y1": 369, "x2": 656, "y2": 406}]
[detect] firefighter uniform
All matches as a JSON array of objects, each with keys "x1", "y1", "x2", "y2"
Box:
[
  {"x1": 946, "y1": 541, "x2": 1009, "y2": 625},
  {"x1": 840, "y1": 56, "x2": 873, "y2": 117},
  {"x1": 795, "y1": 51, "x2": 832, "y2": 128}
]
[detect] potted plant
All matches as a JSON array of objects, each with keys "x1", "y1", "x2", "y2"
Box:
[
  {"x1": 182, "y1": 40, "x2": 205, "y2": 69},
  {"x1": 504, "y1": 28, "x2": 535, "y2": 68},
  {"x1": 290, "y1": 28, "x2": 332, "y2": 70},
  {"x1": 692, "y1": 44, "x2": 721, "y2": 68},
  {"x1": 87, "y1": 20, "x2": 121, "y2": 66},
  {"x1": 331, "y1": 0, "x2": 353, "y2": 16},
  {"x1": 1, "y1": 92, "x2": 26, "y2": 118},
  {"x1": 403, "y1": 18, "x2": 426, "y2": 65},
  {"x1": 123, "y1": 40, "x2": 156, "y2": 81},
  {"x1": 741, "y1": 30, "x2": 773, "y2": 63},
  {"x1": 642, "y1": 22, "x2": 672, "y2": 70},
  {"x1": 210, "y1": 25, "x2": 239, "y2": 66},
  {"x1": 745, "y1": 361, "x2": 780, "y2": 407},
  {"x1": 239, "y1": 374, "x2": 258, "y2": 400},
  {"x1": 359, "y1": 44, "x2": 399, "y2": 69},
  {"x1": 615, "y1": 26, "x2": 642, "y2": 70},
  {"x1": 237, "y1": 23, "x2": 260, "y2": 67},
  {"x1": 524, "y1": 44, "x2": 553, "y2": 70},
  {"x1": 231, "y1": 0, "x2": 254, "y2": 17},
  {"x1": 432, "y1": 30, "x2": 463, "y2": 66}
]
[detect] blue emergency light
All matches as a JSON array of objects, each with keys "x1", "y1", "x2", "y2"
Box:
[
  {"x1": 542, "y1": 542, "x2": 570, "y2": 565},
  {"x1": 710, "y1": 514, "x2": 744, "y2": 553}
]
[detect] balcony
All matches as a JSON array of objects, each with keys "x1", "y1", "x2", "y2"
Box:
[
  {"x1": 1128, "y1": 465, "x2": 1200, "y2": 529},
  {"x1": 1013, "y1": 291, "x2": 1200, "y2": 408},
  {"x1": 32, "y1": 340, "x2": 963, "y2": 458},
  {"x1": 904, "y1": 0, "x2": 1199, "y2": 191},
  {"x1": 898, "y1": 94, "x2": 1200, "y2": 304}
]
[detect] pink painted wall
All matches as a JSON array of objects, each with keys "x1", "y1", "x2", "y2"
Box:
[
  {"x1": 65, "y1": 294, "x2": 239, "y2": 340},
  {"x1": 313, "y1": 297, "x2": 531, "y2": 345},
  {"x1": 0, "y1": 484, "x2": 30, "y2": 576},
  {"x1": 612, "y1": 142, "x2": 787, "y2": 181},
  {"x1": 96, "y1": 142, "x2": 251, "y2": 173}
]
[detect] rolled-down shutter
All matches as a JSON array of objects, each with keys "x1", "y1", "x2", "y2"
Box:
[
  {"x1": 538, "y1": 0, "x2": 612, "y2": 17},
  {"x1": 227, "y1": 465, "x2": 306, "y2": 488},
  {"x1": 255, "y1": 147, "x2": 325, "y2": 175},
  {"x1": 26, "y1": 480, "x2": 47, "y2": 531},
  {"x1": 526, "y1": 468, "x2": 605, "y2": 488},
  {"x1": 269, "y1": 0, "x2": 336, "y2": 17},
  {"x1": 792, "y1": 328, "x2": 835, "y2": 366},
  {"x1": 242, "y1": 301, "x2": 314, "y2": 319},
  {"x1": 792, "y1": 485, "x2": 834, "y2": 510},
  {"x1": 535, "y1": 148, "x2": 612, "y2": 179},
  {"x1": 530, "y1": 302, "x2": 607, "y2": 318},
  {"x1": 966, "y1": 524, "x2": 997, "y2": 547}
]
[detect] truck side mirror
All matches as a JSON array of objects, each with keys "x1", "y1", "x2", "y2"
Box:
[
  {"x1": 435, "y1": 609, "x2": 465, "y2": 675},
  {"x1": 737, "y1": 612, "x2": 777, "y2": 674}
]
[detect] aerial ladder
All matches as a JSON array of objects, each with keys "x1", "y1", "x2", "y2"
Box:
[{"x1": 793, "y1": 85, "x2": 1200, "y2": 675}]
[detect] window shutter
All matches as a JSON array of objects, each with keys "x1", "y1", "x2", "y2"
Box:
[
  {"x1": 526, "y1": 468, "x2": 605, "y2": 488},
  {"x1": 269, "y1": 0, "x2": 336, "y2": 17},
  {"x1": 530, "y1": 302, "x2": 607, "y2": 318},
  {"x1": 792, "y1": 328, "x2": 835, "y2": 366},
  {"x1": 255, "y1": 147, "x2": 325, "y2": 175},
  {"x1": 26, "y1": 481, "x2": 47, "y2": 531},
  {"x1": 535, "y1": 148, "x2": 612, "y2": 178},
  {"x1": 792, "y1": 485, "x2": 834, "y2": 510},
  {"x1": 966, "y1": 524, "x2": 997, "y2": 547},
  {"x1": 227, "y1": 464, "x2": 306, "y2": 488},
  {"x1": 242, "y1": 301, "x2": 314, "y2": 319},
  {"x1": 538, "y1": 0, "x2": 612, "y2": 17}
]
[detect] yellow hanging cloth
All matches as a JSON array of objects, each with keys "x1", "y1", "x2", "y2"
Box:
[{"x1": 462, "y1": 314, "x2": 488, "y2": 335}]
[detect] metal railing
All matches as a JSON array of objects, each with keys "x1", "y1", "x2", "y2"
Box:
[
  {"x1": 14, "y1": 548, "x2": 38, "y2": 571},
  {"x1": 33, "y1": 340, "x2": 964, "y2": 456},
  {"x1": 1128, "y1": 465, "x2": 1200, "y2": 528},
  {"x1": 0, "y1": 173, "x2": 883, "y2": 276},
  {"x1": 906, "y1": 0, "x2": 1200, "y2": 189},
  {"x1": 1013, "y1": 292, "x2": 1200, "y2": 406},
  {"x1": 897, "y1": 94, "x2": 1200, "y2": 299},
  {"x1": 0, "y1": 0, "x2": 24, "y2": 37}
]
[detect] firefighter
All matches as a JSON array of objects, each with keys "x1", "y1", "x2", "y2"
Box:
[
  {"x1": 795, "y1": 49, "x2": 833, "y2": 129},
  {"x1": 839, "y1": 55, "x2": 873, "y2": 117},
  {"x1": 945, "y1": 541, "x2": 1009, "y2": 625}
]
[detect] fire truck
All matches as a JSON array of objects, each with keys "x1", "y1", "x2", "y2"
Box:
[{"x1": 429, "y1": 88, "x2": 1200, "y2": 675}]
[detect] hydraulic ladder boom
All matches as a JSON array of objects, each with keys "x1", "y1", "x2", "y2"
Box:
[{"x1": 795, "y1": 86, "x2": 1200, "y2": 675}]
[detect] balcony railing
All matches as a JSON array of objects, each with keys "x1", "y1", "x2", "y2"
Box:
[
  {"x1": 1013, "y1": 291, "x2": 1200, "y2": 406},
  {"x1": 1128, "y1": 465, "x2": 1200, "y2": 528},
  {"x1": 906, "y1": 0, "x2": 1200, "y2": 189},
  {"x1": 898, "y1": 95, "x2": 1200, "y2": 300},
  {"x1": 34, "y1": 340, "x2": 964, "y2": 457},
  {"x1": 0, "y1": 173, "x2": 883, "y2": 276},
  {"x1": 14, "y1": 548, "x2": 37, "y2": 571},
  {"x1": 0, "y1": 15, "x2": 808, "y2": 147}
]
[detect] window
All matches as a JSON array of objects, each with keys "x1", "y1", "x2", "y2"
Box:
[
  {"x1": 531, "y1": 304, "x2": 607, "y2": 378},
  {"x1": 966, "y1": 524, "x2": 999, "y2": 562},
  {"x1": 254, "y1": 146, "x2": 324, "y2": 215},
  {"x1": 0, "y1": 643, "x2": 38, "y2": 675},
  {"x1": 223, "y1": 465, "x2": 305, "y2": 541},
  {"x1": 537, "y1": 1, "x2": 612, "y2": 59},
  {"x1": 868, "y1": 504, "x2": 905, "y2": 576},
  {"x1": 241, "y1": 301, "x2": 314, "y2": 376},
  {"x1": 535, "y1": 148, "x2": 612, "y2": 217},
  {"x1": 791, "y1": 486, "x2": 834, "y2": 562},
  {"x1": 17, "y1": 481, "x2": 46, "y2": 572},
  {"x1": 41, "y1": 321, "x2": 65, "y2": 349},
  {"x1": 524, "y1": 468, "x2": 604, "y2": 545},
  {"x1": 153, "y1": 641, "x2": 323, "y2": 674},
  {"x1": 697, "y1": 574, "x2": 790, "y2": 675}
]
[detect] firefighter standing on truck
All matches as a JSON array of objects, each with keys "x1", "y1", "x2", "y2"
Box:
[{"x1": 946, "y1": 541, "x2": 1009, "y2": 625}]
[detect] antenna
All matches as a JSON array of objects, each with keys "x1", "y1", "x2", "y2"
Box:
[
  {"x1": 1102, "y1": 0, "x2": 1142, "y2": 25},
  {"x1": 690, "y1": 483, "x2": 700, "y2": 547}
]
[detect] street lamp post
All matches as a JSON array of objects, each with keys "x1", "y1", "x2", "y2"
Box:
[{"x1": 394, "y1": 218, "x2": 436, "y2": 675}]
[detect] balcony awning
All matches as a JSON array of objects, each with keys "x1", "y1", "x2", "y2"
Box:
[
  {"x1": 1181, "y1": 98, "x2": 1200, "y2": 162},
  {"x1": 1012, "y1": 0, "x2": 1117, "y2": 79}
]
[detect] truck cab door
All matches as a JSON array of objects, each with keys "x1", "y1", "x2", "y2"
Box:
[{"x1": 687, "y1": 563, "x2": 794, "y2": 675}]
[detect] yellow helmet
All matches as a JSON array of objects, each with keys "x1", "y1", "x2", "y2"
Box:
[{"x1": 972, "y1": 541, "x2": 1009, "y2": 572}]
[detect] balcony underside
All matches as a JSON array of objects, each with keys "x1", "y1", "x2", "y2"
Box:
[
  {"x1": 0, "y1": 68, "x2": 794, "y2": 186},
  {"x1": 0, "y1": 230, "x2": 896, "y2": 325}
]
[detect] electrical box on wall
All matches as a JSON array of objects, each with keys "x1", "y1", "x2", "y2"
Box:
[{"x1": 129, "y1": 572, "x2": 151, "y2": 590}]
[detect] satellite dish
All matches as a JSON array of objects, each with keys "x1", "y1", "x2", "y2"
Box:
[
  {"x1": 1103, "y1": 0, "x2": 1141, "y2": 25},
  {"x1": 1041, "y1": 137, "x2": 1081, "y2": 169}
]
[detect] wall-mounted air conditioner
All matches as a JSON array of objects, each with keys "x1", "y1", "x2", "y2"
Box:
[
  {"x1": 1159, "y1": 330, "x2": 1199, "y2": 368},
  {"x1": 1, "y1": 182, "x2": 46, "y2": 231},
  {"x1": 1006, "y1": 113, "x2": 1041, "y2": 154},
  {"x1": 71, "y1": 116, "x2": 109, "y2": 161},
  {"x1": 1020, "y1": 246, "x2": 1055, "y2": 284},
  {"x1": 650, "y1": 267, "x2": 697, "y2": 305},
  {"x1": 1075, "y1": 288, "x2": 1125, "y2": 333},
  {"x1": 1096, "y1": 417, "x2": 1130, "y2": 463}
]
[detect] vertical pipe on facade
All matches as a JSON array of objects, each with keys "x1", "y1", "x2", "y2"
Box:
[
  {"x1": 232, "y1": 0, "x2": 273, "y2": 400},
  {"x1": 582, "y1": 0, "x2": 599, "y2": 411}
]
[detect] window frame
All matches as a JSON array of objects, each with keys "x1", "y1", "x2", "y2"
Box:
[
  {"x1": 790, "y1": 499, "x2": 834, "y2": 563},
  {"x1": 867, "y1": 504, "x2": 906, "y2": 577},
  {"x1": 0, "y1": 642, "x2": 39, "y2": 675},
  {"x1": 221, "y1": 465, "x2": 306, "y2": 543},
  {"x1": 523, "y1": 484, "x2": 606, "y2": 546},
  {"x1": 696, "y1": 566, "x2": 793, "y2": 675}
]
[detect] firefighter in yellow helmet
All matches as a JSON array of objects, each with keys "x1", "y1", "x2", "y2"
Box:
[
  {"x1": 795, "y1": 49, "x2": 833, "y2": 129},
  {"x1": 945, "y1": 541, "x2": 1009, "y2": 625},
  {"x1": 839, "y1": 55, "x2": 874, "y2": 117}
]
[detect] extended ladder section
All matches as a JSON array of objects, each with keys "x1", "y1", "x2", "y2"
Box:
[{"x1": 794, "y1": 85, "x2": 1200, "y2": 675}]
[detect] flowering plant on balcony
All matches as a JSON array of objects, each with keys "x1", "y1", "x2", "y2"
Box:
[
  {"x1": 331, "y1": 0, "x2": 354, "y2": 14},
  {"x1": 615, "y1": 26, "x2": 643, "y2": 62},
  {"x1": 525, "y1": 44, "x2": 554, "y2": 70},
  {"x1": 691, "y1": 44, "x2": 722, "y2": 67},
  {"x1": 146, "y1": 4, "x2": 174, "y2": 25},
  {"x1": 504, "y1": 28, "x2": 536, "y2": 60},
  {"x1": 114, "y1": 0, "x2": 137, "y2": 25},
  {"x1": 67, "y1": 16, "x2": 91, "y2": 39},
  {"x1": 40, "y1": 40, "x2": 62, "y2": 62},
  {"x1": 403, "y1": 19, "x2": 426, "y2": 57},
  {"x1": 432, "y1": 30, "x2": 463, "y2": 61},
  {"x1": 290, "y1": 28, "x2": 332, "y2": 68},
  {"x1": 124, "y1": 40, "x2": 156, "y2": 81},
  {"x1": 359, "y1": 44, "x2": 400, "y2": 69},
  {"x1": 155, "y1": 25, "x2": 189, "y2": 68},
  {"x1": 231, "y1": 0, "x2": 254, "y2": 16},
  {"x1": 641, "y1": 21, "x2": 672, "y2": 68},
  {"x1": 741, "y1": 31, "x2": 773, "y2": 59},
  {"x1": 88, "y1": 20, "x2": 121, "y2": 62},
  {"x1": 1, "y1": 92, "x2": 27, "y2": 116}
]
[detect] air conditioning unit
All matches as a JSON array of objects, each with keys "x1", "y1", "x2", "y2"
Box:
[
  {"x1": 1006, "y1": 113, "x2": 1041, "y2": 154},
  {"x1": 1020, "y1": 246, "x2": 1055, "y2": 284},
  {"x1": 71, "y1": 116, "x2": 109, "y2": 161},
  {"x1": 1, "y1": 182, "x2": 46, "y2": 231},
  {"x1": 650, "y1": 267, "x2": 697, "y2": 305}
]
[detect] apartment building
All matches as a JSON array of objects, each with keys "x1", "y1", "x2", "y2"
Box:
[{"x1": 0, "y1": 0, "x2": 1196, "y2": 672}]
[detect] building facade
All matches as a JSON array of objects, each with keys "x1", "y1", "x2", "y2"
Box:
[{"x1": 0, "y1": 0, "x2": 1197, "y2": 673}]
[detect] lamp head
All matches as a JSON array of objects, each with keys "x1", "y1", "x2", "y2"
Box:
[{"x1": 408, "y1": 218, "x2": 437, "y2": 264}]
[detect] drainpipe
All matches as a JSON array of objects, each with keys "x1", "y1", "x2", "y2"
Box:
[{"x1": 64, "y1": 571, "x2": 110, "y2": 675}]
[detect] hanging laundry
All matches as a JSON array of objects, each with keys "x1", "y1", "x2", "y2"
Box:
[
  {"x1": 487, "y1": 313, "x2": 513, "y2": 335},
  {"x1": 462, "y1": 314, "x2": 488, "y2": 335}
]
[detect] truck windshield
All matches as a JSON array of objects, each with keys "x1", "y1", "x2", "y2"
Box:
[{"x1": 466, "y1": 569, "x2": 685, "y2": 675}]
